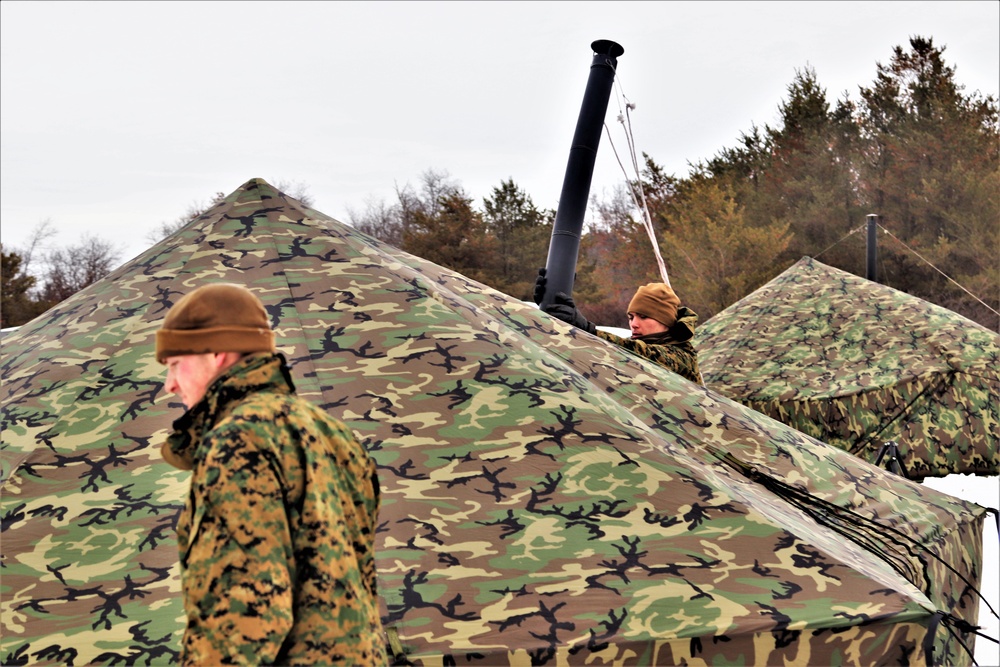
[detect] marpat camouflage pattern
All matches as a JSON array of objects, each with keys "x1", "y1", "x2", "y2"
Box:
[{"x1": 163, "y1": 352, "x2": 385, "y2": 664}]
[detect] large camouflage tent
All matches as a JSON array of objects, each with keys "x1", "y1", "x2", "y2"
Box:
[
  {"x1": 1, "y1": 179, "x2": 992, "y2": 665},
  {"x1": 696, "y1": 257, "x2": 1000, "y2": 480}
]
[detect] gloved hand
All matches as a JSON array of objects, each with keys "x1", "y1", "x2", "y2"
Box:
[
  {"x1": 533, "y1": 267, "x2": 595, "y2": 334},
  {"x1": 533, "y1": 267, "x2": 547, "y2": 305},
  {"x1": 545, "y1": 291, "x2": 596, "y2": 335}
]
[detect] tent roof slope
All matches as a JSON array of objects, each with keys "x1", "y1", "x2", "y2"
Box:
[
  {"x1": 1, "y1": 180, "x2": 989, "y2": 666},
  {"x1": 697, "y1": 256, "x2": 999, "y2": 479}
]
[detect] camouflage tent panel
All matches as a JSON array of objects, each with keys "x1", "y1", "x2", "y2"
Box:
[
  {"x1": 2, "y1": 273, "x2": 187, "y2": 665},
  {"x1": 696, "y1": 257, "x2": 999, "y2": 479},
  {"x1": 541, "y1": 333, "x2": 987, "y2": 663},
  {"x1": 1, "y1": 181, "x2": 989, "y2": 665}
]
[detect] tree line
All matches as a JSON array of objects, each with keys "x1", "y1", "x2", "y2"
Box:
[
  {"x1": 3, "y1": 37, "x2": 996, "y2": 331},
  {"x1": 351, "y1": 37, "x2": 998, "y2": 331},
  {"x1": 1, "y1": 220, "x2": 123, "y2": 328}
]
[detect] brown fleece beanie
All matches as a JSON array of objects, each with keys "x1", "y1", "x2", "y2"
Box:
[
  {"x1": 627, "y1": 283, "x2": 681, "y2": 327},
  {"x1": 155, "y1": 283, "x2": 275, "y2": 363}
]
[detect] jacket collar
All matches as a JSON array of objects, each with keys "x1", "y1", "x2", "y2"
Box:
[
  {"x1": 635, "y1": 306, "x2": 699, "y2": 345},
  {"x1": 161, "y1": 352, "x2": 294, "y2": 471}
]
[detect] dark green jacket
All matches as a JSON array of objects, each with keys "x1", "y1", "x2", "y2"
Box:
[
  {"x1": 597, "y1": 307, "x2": 703, "y2": 384},
  {"x1": 163, "y1": 353, "x2": 387, "y2": 665}
]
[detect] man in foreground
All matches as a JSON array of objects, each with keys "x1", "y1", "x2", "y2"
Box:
[{"x1": 156, "y1": 282, "x2": 387, "y2": 665}]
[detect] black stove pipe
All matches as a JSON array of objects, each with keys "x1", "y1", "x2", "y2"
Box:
[{"x1": 539, "y1": 39, "x2": 624, "y2": 308}]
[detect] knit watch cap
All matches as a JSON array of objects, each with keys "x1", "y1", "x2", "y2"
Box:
[
  {"x1": 155, "y1": 283, "x2": 275, "y2": 363},
  {"x1": 627, "y1": 283, "x2": 681, "y2": 327}
]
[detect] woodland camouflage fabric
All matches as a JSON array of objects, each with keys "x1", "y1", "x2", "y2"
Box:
[
  {"x1": 162, "y1": 352, "x2": 385, "y2": 665},
  {"x1": 0, "y1": 179, "x2": 991, "y2": 666},
  {"x1": 696, "y1": 257, "x2": 1000, "y2": 480}
]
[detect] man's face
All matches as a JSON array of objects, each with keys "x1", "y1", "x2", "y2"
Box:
[
  {"x1": 164, "y1": 353, "x2": 224, "y2": 409},
  {"x1": 628, "y1": 312, "x2": 669, "y2": 337}
]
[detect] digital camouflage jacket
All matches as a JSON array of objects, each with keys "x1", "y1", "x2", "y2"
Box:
[
  {"x1": 162, "y1": 353, "x2": 387, "y2": 665},
  {"x1": 597, "y1": 306, "x2": 703, "y2": 384}
]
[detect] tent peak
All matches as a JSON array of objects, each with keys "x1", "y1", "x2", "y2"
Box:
[{"x1": 241, "y1": 177, "x2": 275, "y2": 190}]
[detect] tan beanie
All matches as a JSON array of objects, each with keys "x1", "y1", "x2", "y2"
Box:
[
  {"x1": 627, "y1": 283, "x2": 681, "y2": 327},
  {"x1": 155, "y1": 283, "x2": 275, "y2": 363}
]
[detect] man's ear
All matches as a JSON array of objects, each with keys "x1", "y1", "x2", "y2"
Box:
[{"x1": 212, "y1": 351, "x2": 241, "y2": 372}]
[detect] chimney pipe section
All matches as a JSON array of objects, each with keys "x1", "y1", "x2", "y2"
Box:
[
  {"x1": 866, "y1": 214, "x2": 878, "y2": 282},
  {"x1": 540, "y1": 39, "x2": 624, "y2": 308}
]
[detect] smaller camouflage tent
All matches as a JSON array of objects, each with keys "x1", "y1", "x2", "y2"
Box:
[{"x1": 696, "y1": 257, "x2": 999, "y2": 480}]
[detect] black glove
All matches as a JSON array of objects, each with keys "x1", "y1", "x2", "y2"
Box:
[
  {"x1": 544, "y1": 291, "x2": 596, "y2": 335},
  {"x1": 532, "y1": 267, "x2": 547, "y2": 305}
]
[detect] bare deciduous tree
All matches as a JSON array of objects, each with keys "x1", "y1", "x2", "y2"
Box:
[
  {"x1": 272, "y1": 179, "x2": 315, "y2": 208},
  {"x1": 146, "y1": 192, "x2": 226, "y2": 243},
  {"x1": 38, "y1": 234, "x2": 121, "y2": 304}
]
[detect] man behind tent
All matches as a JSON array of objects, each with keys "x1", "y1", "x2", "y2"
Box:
[
  {"x1": 534, "y1": 269, "x2": 702, "y2": 384},
  {"x1": 155, "y1": 283, "x2": 387, "y2": 665}
]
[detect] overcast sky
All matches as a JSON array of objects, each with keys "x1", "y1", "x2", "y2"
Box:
[
  {"x1": 1, "y1": 3, "x2": 998, "y2": 658},
  {"x1": 2, "y1": 1, "x2": 998, "y2": 266}
]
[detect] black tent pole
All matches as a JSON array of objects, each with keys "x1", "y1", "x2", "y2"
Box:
[
  {"x1": 866, "y1": 214, "x2": 878, "y2": 282},
  {"x1": 540, "y1": 39, "x2": 624, "y2": 308}
]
